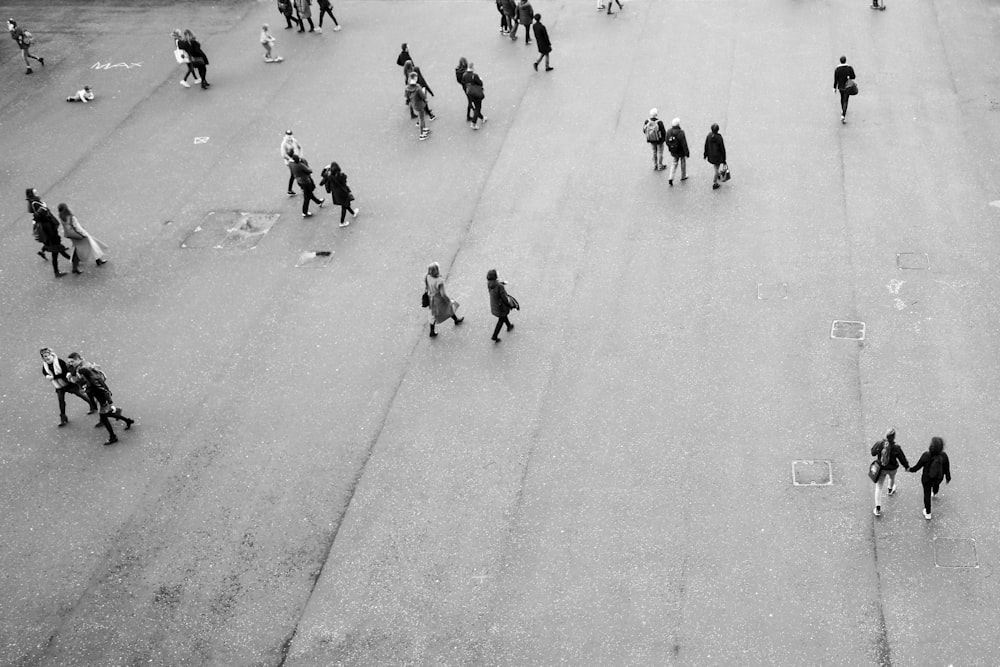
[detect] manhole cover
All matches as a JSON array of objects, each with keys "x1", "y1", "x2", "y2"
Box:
[
  {"x1": 897, "y1": 253, "x2": 930, "y2": 270},
  {"x1": 757, "y1": 283, "x2": 788, "y2": 300},
  {"x1": 792, "y1": 460, "x2": 832, "y2": 486},
  {"x1": 831, "y1": 320, "x2": 865, "y2": 340},
  {"x1": 934, "y1": 538, "x2": 978, "y2": 568},
  {"x1": 295, "y1": 250, "x2": 333, "y2": 268},
  {"x1": 180, "y1": 211, "x2": 280, "y2": 249}
]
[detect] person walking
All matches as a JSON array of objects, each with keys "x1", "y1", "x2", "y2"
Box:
[
  {"x1": 289, "y1": 155, "x2": 324, "y2": 216},
  {"x1": 606, "y1": 0, "x2": 624, "y2": 15},
  {"x1": 27, "y1": 188, "x2": 70, "y2": 277},
  {"x1": 908, "y1": 436, "x2": 952, "y2": 520},
  {"x1": 833, "y1": 55, "x2": 856, "y2": 124},
  {"x1": 172, "y1": 29, "x2": 200, "y2": 87},
  {"x1": 296, "y1": 0, "x2": 318, "y2": 32},
  {"x1": 531, "y1": 14, "x2": 553, "y2": 71},
  {"x1": 501, "y1": 0, "x2": 517, "y2": 38},
  {"x1": 281, "y1": 130, "x2": 303, "y2": 195},
  {"x1": 870, "y1": 429, "x2": 910, "y2": 517},
  {"x1": 424, "y1": 262, "x2": 464, "y2": 338},
  {"x1": 487, "y1": 269, "x2": 515, "y2": 343},
  {"x1": 40, "y1": 347, "x2": 97, "y2": 427},
  {"x1": 495, "y1": 0, "x2": 509, "y2": 34},
  {"x1": 462, "y1": 63, "x2": 487, "y2": 130},
  {"x1": 57, "y1": 204, "x2": 109, "y2": 273},
  {"x1": 703, "y1": 123, "x2": 727, "y2": 190},
  {"x1": 396, "y1": 43, "x2": 412, "y2": 68},
  {"x1": 66, "y1": 352, "x2": 135, "y2": 446},
  {"x1": 183, "y1": 29, "x2": 210, "y2": 89},
  {"x1": 316, "y1": 0, "x2": 341, "y2": 31},
  {"x1": 406, "y1": 72, "x2": 431, "y2": 140},
  {"x1": 320, "y1": 162, "x2": 358, "y2": 227},
  {"x1": 7, "y1": 19, "x2": 44, "y2": 75},
  {"x1": 278, "y1": 0, "x2": 302, "y2": 30},
  {"x1": 455, "y1": 57, "x2": 473, "y2": 122},
  {"x1": 665, "y1": 118, "x2": 689, "y2": 186},
  {"x1": 512, "y1": 0, "x2": 534, "y2": 44},
  {"x1": 403, "y1": 60, "x2": 436, "y2": 120},
  {"x1": 643, "y1": 109, "x2": 666, "y2": 171}
]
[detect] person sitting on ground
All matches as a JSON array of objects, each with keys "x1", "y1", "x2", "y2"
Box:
[{"x1": 66, "y1": 85, "x2": 94, "y2": 103}]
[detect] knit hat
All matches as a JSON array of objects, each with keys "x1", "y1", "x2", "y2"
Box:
[
  {"x1": 649, "y1": 108, "x2": 658, "y2": 118},
  {"x1": 672, "y1": 118, "x2": 680, "y2": 127},
  {"x1": 487, "y1": 269, "x2": 498, "y2": 280}
]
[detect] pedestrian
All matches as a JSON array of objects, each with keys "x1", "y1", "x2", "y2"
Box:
[
  {"x1": 462, "y1": 62, "x2": 487, "y2": 130},
  {"x1": 870, "y1": 429, "x2": 910, "y2": 517},
  {"x1": 278, "y1": 0, "x2": 302, "y2": 30},
  {"x1": 833, "y1": 55, "x2": 856, "y2": 124},
  {"x1": 261, "y1": 24, "x2": 282, "y2": 62},
  {"x1": 871, "y1": 0, "x2": 886, "y2": 10},
  {"x1": 183, "y1": 29, "x2": 210, "y2": 89},
  {"x1": 403, "y1": 60, "x2": 436, "y2": 121},
  {"x1": 57, "y1": 204, "x2": 109, "y2": 274},
  {"x1": 495, "y1": 0, "x2": 509, "y2": 34},
  {"x1": 456, "y1": 57, "x2": 473, "y2": 122},
  {"x1": 502, "y1": 0, "x2": 517, "y2": 37},
  {"x1": 531, "y1": 14, "x2": 553, "y2": 71},
  {"x1": 40, "y1": 347, "x2": 97, "y2": 427},
  {"x1": 424, "y1": 262, "x2": 464, "y2": 338},
  {"x1": 171, "y1": 29, "x2": 200, "y2": 88},
  {"x1": 406, "y1": 72, "x2": 431, "y2": 141},
  {"x1": 643, "y1": 108, "x2": 666, "y2": 171},
  {"x1": 320, "y1": 162, "x2": 359, "y2": 227},
  {"x1": 296, "y1": 0, "x2": 317, "y2": 33},
  {"x1": 7, "y1": 19, "x2": 44, "y2": 75},
  {"x1": 289, "y1": 155, "x2": 324, "y2": 217},
  {"x1": 908, "y1": 436, "x2": 952, "y2": 520},
  {"x1": 27, "y1": 188, "x2": 70, "y2": 277},
  {"x1": 512, "y1": 0, "x2": 534, "y2": 44},
  {"x1": 317, "y1": 0, "x2": 341, "y2": 31},
  {"x1": 487, "y1": 269, "x2": 515, "y2": 343},
  {"x1": 665, "y1": 118, "x2": 689, "y2": 186},
  {"x1": 606, "y1": 0, "x2": 624, "y2": 15},
  {"x1": 396, "y1": 43, "x2": 411, "y2": 68},
  {"x1": 281, "y1": 130, "x2": 303, "y2": 195},
  {"x1": 703, "y1": 123, "x2": 727, "y2": 189},
  {"x1": 66, "y1": 352, "x2": 135, "y2": 446}
]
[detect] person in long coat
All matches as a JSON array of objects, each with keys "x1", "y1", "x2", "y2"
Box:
[
  {"x1": 424, "y1": 262, "x2": 463, "y2": 338},
  {"x1": 320, "y1": 162, "x2": 358, "y2": 227},
  {"x1": 531, "y1": 14, "x2": 553, "y2": 71},
  {"x1": 27, "y1": 188, "x2": 70, "y2": 277},
  {"x1": 908, "y1": 436, "x2": 952, "y2": 520},
  {"x1": 512, "y1": 0, "x2": 534, "y2": 44},
  {"x1": 57, "y1": 204, "x2": 108, "y2": 273},
  {"x1": 295, "y1": 0, "x2": 316, "y2": 32},
  {"x1": 703, "y1": 123, "x2": 727, "y2": 190},
  {"x1": 66, "y1": 352, "x2": 135, "y2": 446},
  {"x1": 40, "y1": 347, "x2": 97, "y2": 427},
  {"x1": 487, "y1": 269, "x2": 514, "y2": 343}
]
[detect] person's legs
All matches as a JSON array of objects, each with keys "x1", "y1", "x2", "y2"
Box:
[
  {"x1": 712, "y1": 163, "x2": 721, "y2": 186},
  {"x1": 885, "y1": 468, "x2": 897, "y2": 493},
  {"x1": 50, "y1": 248, "x2": 64, "y2": 276},
  {"x1": 525, "y1": 26, "x2": 531, "y2": 44},
  {"x1": 301, "y1": 188, "x2": 313, "y2": 215},
  {"x1": 874, "y1": 474, "x2": 886, "y2": 511},
  {"x1": 287, "y1": 169, "x2": 297, "y2": 194},
  {"x1": 197, "y1": 64, "x2": 209, "y2": 86},
  {"x1": 100, "y1": 413, "x2": 117, "y2": 442},
  {"x1": 840, "y1": 91, "x2": 849, "y2": 118},
  {"x1": 418, "y1": 108, "x2": 427, "y2": 133},
  {"x1": 263, "y1": 42, "x2": 272, "y2": 59},
  {"x1": 183, "y1": 64, "x2": 196, "y2": 82},
  {"x1": 492, "y1": 317, "x2": 505, "y2": 340},
  {"x1": 55, "y1": 389, "x2": 69, "y2": 422},
  {"x1": 922, "y1": 480, "x2": 933, "y2": 515},
  {"x1": 306, "y1": 17, "x2": 316, "y2": 31},
  {"x1": 69, "y1": 385, "x2": 97, "y2": 412},
  {"x1": 680, "y1": 157, "x2": 687, "y2": 179},
  {"x1": 668, "y1": 156, "x2": 680, "y2": 182},
  {"x1": 71, "y1": 249, "x2": 81, "y2": 273},
  {"x1": 544, "y1": 53, "x2": 551, "y2": 69}
]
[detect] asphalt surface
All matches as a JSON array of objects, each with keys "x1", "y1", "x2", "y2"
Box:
[{"x1": 1, "y1": 0, "x2": 998, "y2": 665}]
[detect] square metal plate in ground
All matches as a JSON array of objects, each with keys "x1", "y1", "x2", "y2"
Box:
[
  {"x1": 792, "y1": 460, "x2": 832, "y2": 486},
  {"x1": 180, "y1": 211, "x2": 280, "y2": 249},
  {"x1": 295, "y1": 251, "x2": 333, "y2": 268},
  {"x1": 897, "y1": 253, "x2": 930, "y2": 270},
  {"x1": 934, "y1": 538, "x2": 978, "y2": 568},
  {"x1": 757, "y1": 283, "x2": 788, "y2": 300},
  {"x1": 831, "y1": 320, "x2": 865, "y2": 340}
]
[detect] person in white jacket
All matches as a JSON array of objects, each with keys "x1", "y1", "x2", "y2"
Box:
[{"x1": 280, "y1": 130, "x2": 303, "y2": 196}]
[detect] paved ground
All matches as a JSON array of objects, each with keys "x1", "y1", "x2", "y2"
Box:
[{"x1": 1, "y1": 0, "x2": 999, "y2": 665}]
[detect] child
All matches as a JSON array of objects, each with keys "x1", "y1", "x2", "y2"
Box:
[
  {"x1": 66, "y1": 85, "x2": 94, "y2": 103},
  {"x1": 260, "y1": 24, "x2": 282, "y2": 62}
]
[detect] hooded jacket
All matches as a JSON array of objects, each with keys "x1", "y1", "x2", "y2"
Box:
[
  {"x1": 488, "y1": 278, "x2": 511, "y2": 317},
  {"x1": 406, "y1": 81, "x2": 426, "y2": 111},
  {"x1": 909, "y1": 441, "x2": 952, "y2": 484},
  {"x1": 703, "y1": 130, "x2": 727, "y2": 165},
  {"x1": 665, "y1": 126, "x2": 689, "y2": 158}
]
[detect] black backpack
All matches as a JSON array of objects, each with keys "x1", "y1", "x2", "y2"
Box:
[
  {"x1": 665, "y1": 132, "x2": 679, "y2": 152},
  {"x1": 927, "y1": 454, "x2": 944, "y2": 480}
]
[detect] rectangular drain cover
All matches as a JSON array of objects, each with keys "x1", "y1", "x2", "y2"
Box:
[
  {"x1": 934, "y1": 538, "x2": 978, "y2": 568},
  {"x1": 792, "y1": 460, "x2": 832, "y2": 486},
  {"x1": 897, "y1": 253, "x2": 930, "y2": 270},
  {"x1": 831, "y1": 320, "x2": 865, "y2": 340},
  {"x1": 757, "y1": 283, "x2": 788, "y2": 300},
  {"x1": 180, "y1": 211, "x2": 280, "y2": 249}
]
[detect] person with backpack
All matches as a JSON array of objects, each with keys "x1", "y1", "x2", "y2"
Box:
[
  {"x1": 487, "y1": 269, "x2": 515, "y2": 343},
  {"x1": 8, "y1": 19, "x2": 44, "y2": 75},
  {"x1": 909, "y1": 436, "x2": 952, "y2": 519},
  {"x1": 870, "y1": 428, "x2": 909, "y2": 517},
  {"x1": 27, "y1": 188, "x2": 70, "y2": 277},
  {"x1": 40, "y1": 347, "x2": 97, "y2": 427},
  {"x1": 462, "y1": 63, "x2": 487, "y2": 130},
  {"x1": 665, "y1": 118, "x2": 690, "y2": 186},
  {"x1": 405, "y1": 72, "x2": 431, "y2": 141},
  {"x1": 643, "y1": 109, "x2": 666, "y2": 171},
  {"x1": 66, "y1": 352, "x2": 135, "y2": 446},
  {"x1": 703, "y1": 123, "x2": 727, "y2": 190}
]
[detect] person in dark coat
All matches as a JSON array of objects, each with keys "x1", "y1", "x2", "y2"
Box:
[
  {"x1": 40, "y1": 347, "x2": 97, "y2": 427},
  {"x1": 664, "y1": 118, "x2": 689, "y2": 186},
  {"x1": 66, "y1": 352, "x2": 135, "y2": 446},
  {"x1": 403, "y1": 60, "x2": 436, "y2": 120},
  {"x1": 908, "y1": 436, "x2": 952, "y2": 520},
  {"x1": 703, "y1": 123, "x2": 727, "y2": 190},
  {"x1": 27, "y1": 188, "x2": 70, "y2": 277},
  {"x1": 495, "y1": 0, "x2": 509, "y2": 34},
  {"x1": 531, "y1": 14, "x2": 553, "y2": 71},
  {"x1": 456, "y1": 57, "x2": 473, "y2": 122},
  {"x1": 511, "y1": 0, "x2": 533, "y2": 44},
  {"x1": 316, "y1": 0, "x2": 341, "y2": 31},
  {"x1": 870, "y1": 429, "x2": 910, "y2": 517},
  {"x1": 396, "y1": 43, "x2": 411, "y2": 68},
  {"x1": 277, "y1": 0, "x2": 302, "y2": 30},
  {"x1": 487, "y1": 269, "x2": 514, "y2": 343},
  {"x1": 183, "y1": 29, "x2": 210, "y2": 89},
  {"x1": 8, "y1": 19, "x2": 44, "y2": 75},
  {"x1": 833, "y1": 55, "x2": 856, "y2": 124},
  {"x1": 288, "y1": 155, "x2": 324, "y2": 216},
  {"x1": 501, "y1": 0, "x2": 517, "y2": 36},
  {"x1": 320, "y1": 162, "x2": 358, "y2": 227},
  {"x1": 462, "y1": 63, "x2": 486, "y2": 130}
]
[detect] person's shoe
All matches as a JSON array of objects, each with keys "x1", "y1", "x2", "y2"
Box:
[
  {"x1": 38, "y1": 57, "x2": 45, "y2": 66},
  {"x1": 59, "y1": 415, "x2": 68, "y2": 427},
  {"x1": 873, "y1": 506, "x2": 881, "y2": 517},
  {"x1": 481, "y1": 116, "x2": 488, "y2": 124},
  {"x1": 302, "y1": 212, "x2": 313, "y2": 218},
  {"x1": 333, "y1": 25, "x2": 342, "y2": 31},
  {"x1": 124, "y1": 419, "x2": 134, "y2": 430},
  {"x1": 526, "y1": 40, "x2": 532, "y2": 45},
  {"x1": 492, "y1": 336, "x2": 501, "y2": 343},
  {"x1": 841, "y1": 115, "x2": 846, "y2": 124},
  {"x1": 506, "y1": 323, "x2": 514, "y2": 331},
  {"x1": 54, "y1": 271, "x2": 66, "y2": 278},
  {"x1": 887, "y1": 486, "x2": 896, "y2": 496},
  {"x1": 287, "y1": 190, "x2": 297, "y2": 197},
  {"x1": 104, "y1": 435, "x2": 119, "y2": 446},
  {"x1": 712, "y1": 183, "x2": 720, "y2": 190},
  {"x1": 923, "y1": 510, "x2": 932, "y2": 520},
  {"x1": 318, "y1": 198, "x2": 325, "y2": 208},
  {"x1": 415, "y1": 120, "x2": 420, "y2": 126},
  {"x1": 454, "y1": 317, "x2": 464, "y2": 325},
  {"x1": 72, "y1": 268, "x2": 82, "y2": 274},
  {"x1": 429, "y1": 329, "x2": 438, "y2": 338},
  {"x1": 681, "y1": 176, "x2": 688, "y2": 181},
  {"x1": 38, "y1": 251, "x2": 47, "y2": 259},
  {"x1": 932, "y1": 490, "x2": 938, "y2": 497},
  {"x1": 87, "y1": 408, "x2": 97, "y2": 415},
  {"x1": 668, "y1": 179, "x2": 673, "y2": 186},
  {"x1": 533, "y1": 62, "x2": 539, "y2": 72},
  {"x1": 429, "y1": 114, "x2": 436, "y2": 121},
  {"x1": 352, "y1": 207, "x2": 359, "y2": 218},
  {"x1": 339, "y1": 220, "x2": 350, "y2": 227},
  {"x1": 96, "y1": 259, "x2": 107, "y2": 266},
  {"x1": 94, "y1": 421, "x2": 103, "y2": 428},
  {"x1": 193, "y1": 77, "x2": 202, "y2": 83},
  {"x1": 25, "y1": 67, "x2": 33, "y2": 74},
  {"x1": 314, "y1": 27, "x2": 323, "y2": 33},
  {"x1": 545, "y1": 67, "x2": 554, "y2": 71},
  {"x1": 419, "y1": 132, "x2": 430, "y2": 140},
  {"x1": 180, "y1": 80, "x2": 190, "y2": 87},
  {"x1": 201, "y1": 82, "x2": 211, "y2": 89}
]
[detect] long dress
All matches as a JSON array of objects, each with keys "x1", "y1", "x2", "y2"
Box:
[
  {"x1": 425, "y1": 274, "x2": 458, "y2": 324},
  {"x1": 61, "y1": 215, "x2": 108, "y2": 264}
]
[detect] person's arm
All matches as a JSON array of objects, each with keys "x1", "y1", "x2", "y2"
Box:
[
  {"x1": 943, "y1": 454, "x2": 951, "y2": 482},
  {"x1": 909, "y1": 453, "x2": 926, "y2": 473},
  {"x1": 896, "y1": 447, "x2": 910, "y2": 470}
]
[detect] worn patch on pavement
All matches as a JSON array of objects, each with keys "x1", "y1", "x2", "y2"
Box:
[
  {"x1": 792, "y1": 460, "x2": 832, "y2": 486},
  {"x1": 831, "y1": 320, "x2": 865, "y2": 340},
  {"x1": 295, "y1": 251, "x2": 334, "y2": 268},
  {"x1": 180, "y1": 211, "x2": 280, "y2": 249},
  {"x1": 934, "y1": 537, "x2": 979, "y2": 568},
  {"x1": 896, "y1": 253, "x2": 929, "y2": 270},
  {"x1": 757, "y1": 282, "x2": 788, "y2": 300}
]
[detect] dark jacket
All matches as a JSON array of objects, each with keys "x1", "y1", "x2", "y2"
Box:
[
  {"x1": 910, "y1": 447, "x2": 951, "y2": 484},
  {"x1": 462, "y1": 71, "x2": 484, "y2": 100},
  {"x1": 321, "y1": 169, "x2": 353, "y2": 206},
  {"x1": 501, "y1": 0, "x2": 517, "y2": 17},
  {"x1": 42, "y1": 356, "x2": 75, "y2": 388},
  {"x1": 186, "y1": 39, "x2": 209, "y2": 65},
  {"x1": 665, "y1": 126, "x2": 689, "y2": 158},
  {"x1": 289, "y1": 160, "x2": 314, "y2": 187},
  {"x1": 396, "y1": 48, "x2": 410, "y2": 67},
  {"x1": 703, "y1": 131, "x2": 726, "y2": 165},
  {"x1": 517, "y1": 1, "x2": 534, "y2": 26},
  {"x1": 833, "y1": 64, "x2": 855, "y2": 91},
  {"x1": 870, "y1": 439, "x2": 910, "y2": 472},
  {"x1": 488, "y1": 279, "x2": 511, "y2": 318},
  {"x1": 405, "y1": 82, "x2": 426, "y2": 111},
  {"x1": 70, "y1": 364, "x2": 112, "y2": 405},
  {"x1": 533, "y1": 22, "x2": 551, "y2": 54},
  {"x1": 29, "y1": 199, "x2": 63, "y2": 249},
  {"x1": 413, "y1": 66, "x2": 434, "y2": 97},
  {"x1": 643, "y1": 118, "x2": 665, "y2": 144},
  {"x1": 455, "y1": 63, "x2": 467, "y2": 85}
]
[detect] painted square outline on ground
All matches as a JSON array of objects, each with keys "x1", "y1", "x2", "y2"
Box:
[
  {"x1": 897, "y1": 253, "x2": 930, "y2": 270},
  {"x1": 831, "y1": 320, "x2": 865, "y2": 340},
  {"x1": 295, "y1": 251, "x2": 334, "y2": 268},
  {"x1": 934, "y1": 537, "x2": 979, "y2": 568},
  {"x1": 757, "y1": 283, "x2": 788, "y2": 300},
  {"x1": 792, "y1": 460, "x2": 832, "y2": 486}
]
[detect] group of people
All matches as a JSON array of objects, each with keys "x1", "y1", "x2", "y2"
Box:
[
  {"x1": 422, "y1": 264, "x2": 520, "y2": 343},
  {"x1": 277, "y1": 0, "x2": 340, "y2": 34},
  {"x1": 870, "y1": 429, "x2": 953, "y2": 520},
  {"x1": 280, "y1": 130, "x2": 359, "y2": 223},
  {"x1": 642, "y1": 113, "x2": 729, "y2": 190},
  {"x1": 171, "y1": 28, "x2": 211, "y2": 89},
  {"x1": 27, "y1": 188, "x2": 108, "y2": 278}
]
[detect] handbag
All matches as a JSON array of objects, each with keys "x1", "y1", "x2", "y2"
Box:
[
  {"x1": 868, "y1": 459, "x2": 883, "y2": 483},
  {"x1": 421, "y1": 292, "x2": 429, "y2": 308},
  {"x1": 507, "y1": 294, "x2": 520, "y2": 310},
  {"x1": 845, "y1": 78, "x2": 858, "y2": 96},
  {"x1": 174, "y1": 47, "x2": 189, "y2": 64},
  {"x1": 720, "y1": 163, "x2": 731, "y2": 182}
]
